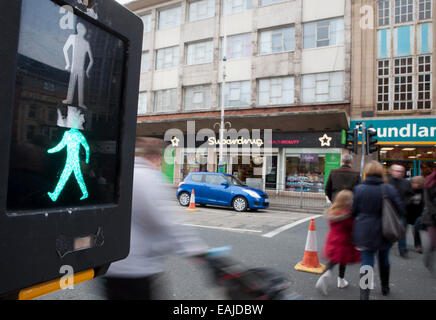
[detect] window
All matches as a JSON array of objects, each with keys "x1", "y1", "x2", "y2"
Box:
[
  {"x1": 259, "y1": 27, "x2": 294, "y2": 54},
  {"x1": 302, "y1": 72, "x2": 344, "y2": 103},
  {"x1": 393, "y1": 57, "x2": 413, "y2": 110},
  {"x1": 260, "y1": 0, "x2": 286, "y2": 6},
  {"x1": 219, "y1": 81, "x2": 251, "y2": 107},
  {"x1": 303, "y1": 18, "x2": 344, "y2": 49},
  {"x1": 377, "y1": 60, "x2": 390, "y2": 111},
  {"x1": 153, "y1": 89, "x2": 178, "y2": 112},
  {"x1": 141, "y1": 14, "x2": 152, "y2": 32},
  {"x1": 184, "y1": 85, "x2": 212, "y2": 110},
  {"x1": 138, "y1": 92, "x2": 147, "y2": 115},
  {"x1": 156, "y1": 46, "x2": 179, "y2": 70},
  {"x1": 191, "y1": 174, "x2": 203, "y2": 182},
  {"x1": 26, "y1": 125, "x2": 36, "y2": 141},
  {"x1": 222, "y1": 33, "x2": 251, "y2": 60},
  {"x1": 395, "y1": 0, "x2": 414, "y2": 24},
  {"x1": 258, "y1": 77, "x2": 294, "y2": 105},
  {"x1": 158, "y1": 6, "x2": 181, "y2": 30},
  {"x1": 205, "y1": 174, "x2": 227, "y2": 184},
  {"x1": 141, "y1": 52, "x2": 150, "y2": 73},
  {"x1": 378, "y1": 0, "x2": 391, "y2": 26},
  {"x1": 418, "y1": 55, "x2": 432, "y2": 109},
  {"x1": 186, "y1": 41, "x2": 214, "y2": 65},
  {"x1": 189, "y1": 0, "x2": 215, "y2": 21},
  {"x1": 27, "y1": 105, "x2": 36, "y2": 119},
  {"x1": 222, "y1": 0, "x2": 252, "y2": 15},
  {"x1": 419, "y1": 0, "x2": 432, "y2": 20}
]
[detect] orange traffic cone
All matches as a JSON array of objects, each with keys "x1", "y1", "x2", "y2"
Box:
[
  {"x1": 294, "y1": 219, "x2": 326, "y2": 274},
  {"x1": 187, "y1": 189, "x2": 198, "y2": 211}
]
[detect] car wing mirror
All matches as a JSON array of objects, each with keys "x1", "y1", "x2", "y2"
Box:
[{"x1": 221, "y1": 182, "x2": 229, "y2": 187}]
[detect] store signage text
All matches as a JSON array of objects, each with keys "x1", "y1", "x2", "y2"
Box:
[
  {"x1": 351, "y1": 118, "x2": 436, "y2": 142},
  {"x1": 208, "y1": 137, "x2": 264, "y2": 147}
]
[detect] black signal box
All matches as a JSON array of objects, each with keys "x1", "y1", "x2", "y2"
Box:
[{"x1": 0, "y1": 0, "x2": 142, "y2": 296}]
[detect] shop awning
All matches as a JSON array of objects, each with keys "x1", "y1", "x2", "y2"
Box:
[{"x1": 136, "y1": 106, "x2": 350, "y2": 136}]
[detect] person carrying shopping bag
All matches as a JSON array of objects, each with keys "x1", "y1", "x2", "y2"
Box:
[
  {"x1": 315, "y1": 190, "x2": 361, "y2": 295},
  {"x1": 352, "y1": 161, "x2": 404, "y2": 300}
]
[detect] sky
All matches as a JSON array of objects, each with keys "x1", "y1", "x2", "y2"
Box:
[{"x1": 116, "y1": 0, "x2": 133, "y2": 4}]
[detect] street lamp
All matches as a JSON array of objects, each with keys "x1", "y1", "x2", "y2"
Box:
[{"x1": 218, "y1": 34, "x2": 227, "y2": 172}]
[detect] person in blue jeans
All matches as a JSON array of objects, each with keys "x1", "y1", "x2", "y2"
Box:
[{"x1": 352, "y1": 161, "x2": 404, "y2": 300}]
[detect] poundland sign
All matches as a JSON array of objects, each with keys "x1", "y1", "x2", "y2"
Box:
[{"x1": 350, "y1": 118, "x2": 436, "y2": 143}]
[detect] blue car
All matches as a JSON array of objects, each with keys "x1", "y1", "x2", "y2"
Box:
[{"x1": 177, "y1": 172, "x2": 269, "y2": 212}]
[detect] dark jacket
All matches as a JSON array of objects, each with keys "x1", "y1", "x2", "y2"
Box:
[
  {"x1": 388, "y1": 176, "x2": 413, "y2": 216},
  {"x1": 352, "y1": 176, "x2": 404, "y2": 251},
  {"x1": 406, "y1": 188, "x2": 424, "y2": 225},
  {"x1": 325, "y1": 165, "x2": 361, "y2": 201},
  {"x1": 422, "y1": 184, "x2": 436, "y2": 227}
]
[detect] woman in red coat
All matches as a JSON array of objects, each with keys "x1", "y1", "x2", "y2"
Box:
[{"x1": 315, "y1": 190, "x2": 361, "y2": 295}]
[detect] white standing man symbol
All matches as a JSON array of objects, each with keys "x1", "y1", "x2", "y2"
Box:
[{"x1": 63, "y1": 23, "x2": 94, "y2": 109}]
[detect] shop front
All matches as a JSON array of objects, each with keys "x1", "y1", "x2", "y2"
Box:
[{"x1": 351, "y1": 117, "x2": 436, "y2": 178}]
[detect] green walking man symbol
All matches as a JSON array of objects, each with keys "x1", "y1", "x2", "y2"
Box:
[{"x1": 47, "y1": 108, "x2": 90, "y2": 202}]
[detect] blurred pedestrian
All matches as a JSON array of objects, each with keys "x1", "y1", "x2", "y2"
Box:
[
  {"x1": 325, "y1": 154, "x2": 361, "y2": 202},
  {"x1": 352, "y1": 161, "x2": 404, "y2": 300},
  {"x1": 100, "y1": 137, "x2": 208, "y2": 300},
  {"x1": 315, "y1": 190, "x2": 361, "y2": 295},
  {"x1": 407, "y1": 176, "x2": 425, "y2": 253},
  {"x1": 422, "y1": 168, "x2": 436, "y2": 274},
  {"x1": 388, "y1": 164, "x2": 413, "y2": 258}
]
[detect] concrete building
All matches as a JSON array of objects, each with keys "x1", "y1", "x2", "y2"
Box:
[
  {"x1": 351, "y1": 0, "x2": 436, "y2": 177},
  {"x1": 127, "y1": 0, "x2": 353, "y2": 194}
]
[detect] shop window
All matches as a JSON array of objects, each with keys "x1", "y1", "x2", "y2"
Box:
[
  {"x1": 182, "y1": 152, "x2": 208, "y2": 180},
  {"x1": 285, "y1": 155, "x2": 325, "y2": 193},
  {"x1": 231, "y1": 155, "x2": 263, "y2": 183},
  {"x1": 265, "y1": 156, "x2": 277, "y2": 189}
]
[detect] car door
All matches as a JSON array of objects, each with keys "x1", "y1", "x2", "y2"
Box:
[
  {"x1": 204, "y1": 174, "x2": 230, "y2": 205},
  {"x1": 188, "y1": 174, "x2": 206, "y2": 203}
]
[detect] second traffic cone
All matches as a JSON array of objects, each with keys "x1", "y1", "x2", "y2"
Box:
[
  {"x1": 187, "y1": 189, "x2": 198, "y2": 211},
  {"x1": 294, "y1": 219, "x2": 326, "y2": 274}
]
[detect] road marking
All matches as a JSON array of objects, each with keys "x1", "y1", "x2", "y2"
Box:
[
  {"x1": 261, "y1": 215, "x2": 322, "y2": 238},
  {"x1": 182, "y1": 223, "x2": 262, "y2": 233}
]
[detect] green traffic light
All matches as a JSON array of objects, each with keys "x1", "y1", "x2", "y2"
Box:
[{"x1": 47, "y1": 128, "x2": 90, "y2": 202}]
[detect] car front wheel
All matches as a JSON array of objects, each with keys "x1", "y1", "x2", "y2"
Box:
[
  {"x1": 232, "y1": 196, "x2": 248, "y2": 212},
  {"x1": 178, "y1": 192, "x2": 191, "y2": 207}
]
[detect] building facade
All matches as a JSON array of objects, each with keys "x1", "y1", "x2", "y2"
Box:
[
  {"x1": 127, "y1": 0, "x2": 353, "y2": 193},
  {"x1": 351, "y1": 0, "x2": 435, "y2": 178}
]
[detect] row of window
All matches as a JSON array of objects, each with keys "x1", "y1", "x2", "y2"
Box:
[
  {"x1": 137, "y1": 72, "x2": 345, "y2": 114},
  {"x1": 377, "y1": 55, "x2": 432, "y2": 111},
  {"x1": 378, "y1": 0, "x2": 432, "y2": 27},
  {"x1": 141, "y1": 18, "x2": 344, "y2": 72},
  {"x1": 141, "y1": 0, "x2": 305, "y2": 31}
]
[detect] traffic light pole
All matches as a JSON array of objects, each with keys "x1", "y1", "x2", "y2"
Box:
[{"x1": 360, "y1": 122, "x2": 366, "y2": 180}]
